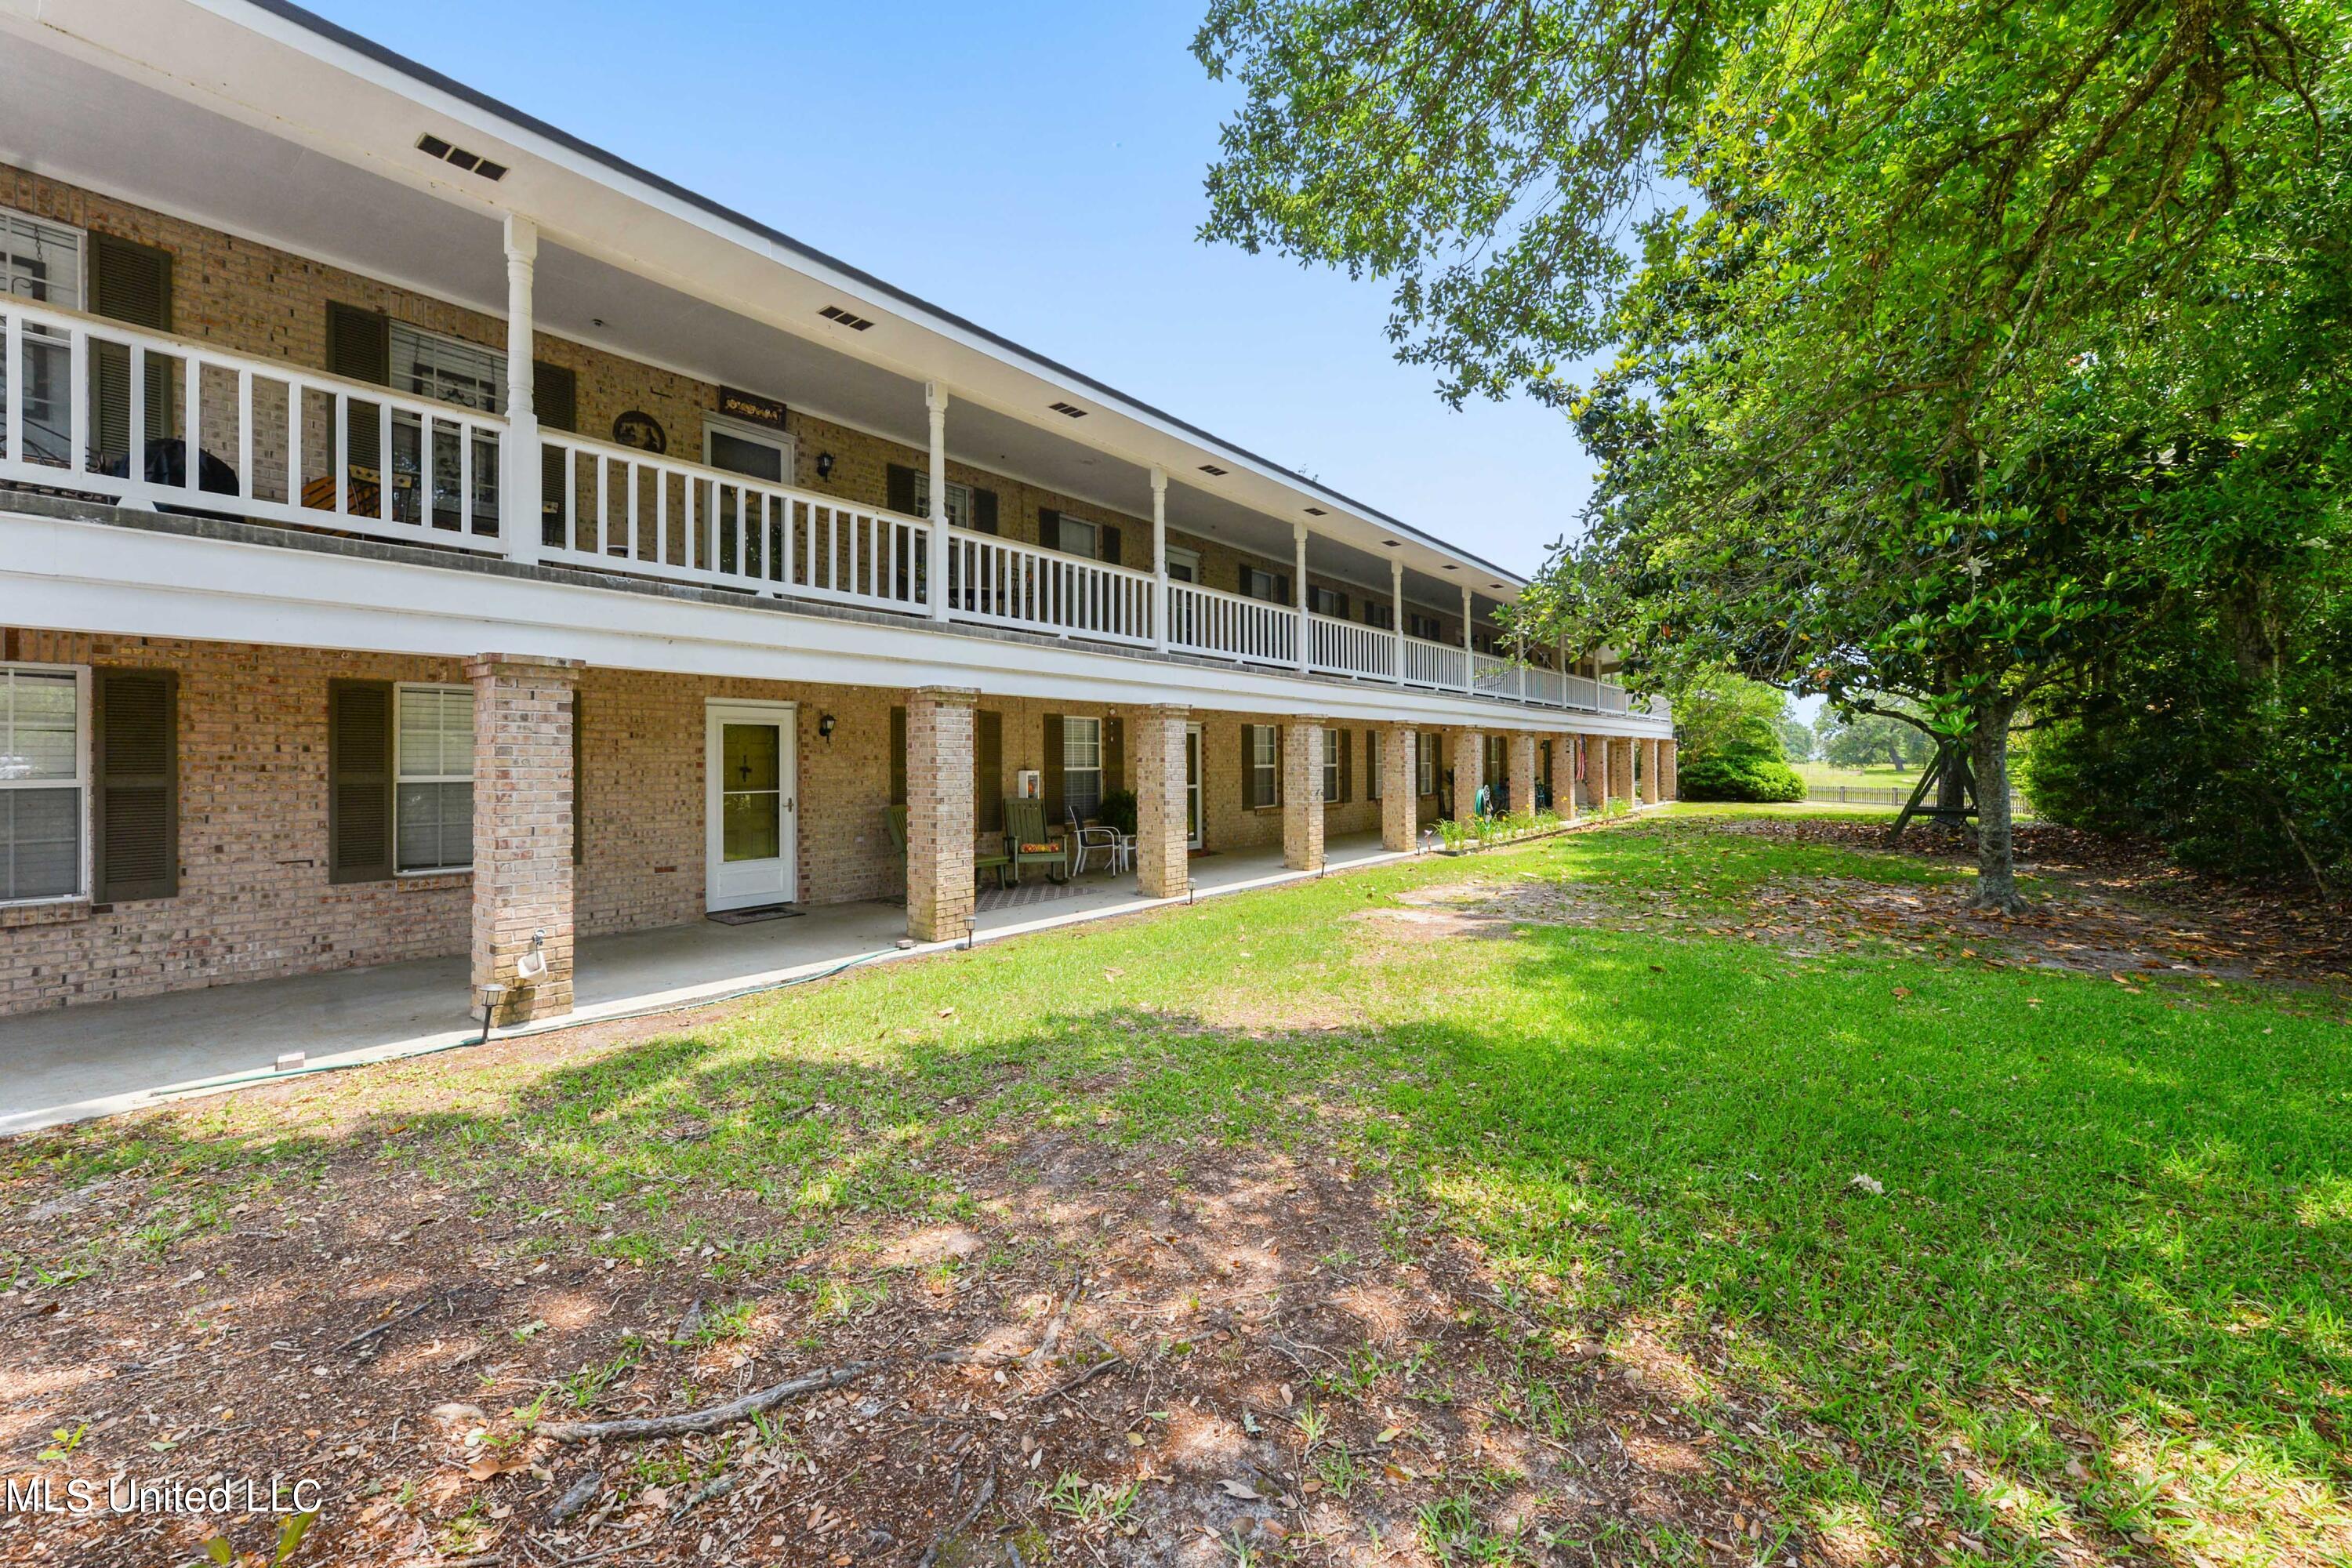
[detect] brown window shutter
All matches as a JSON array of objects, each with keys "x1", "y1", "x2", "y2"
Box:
[
  {"x1": 889, "y1": 705, "x2": 907, "y2": 807},
  {"x1": 971, "y1": 488, "x2": 999, "y2": 535},
  {"x1": 1239, "y1": 724, "x2": 1253, "y2": 812},
  {"x1": 975, "y1": 709, "x2": 1003, "y2": 833},
  {"x1": 1338, "y1": 729, "x2": 1353, "y2": 804},
  {"x1": 571, "y1": 688, "x2": 585, "y2": 866},
  {"x1": 325, "y1": 302, "x2": 390, "y2": 384},
  {"x1": 1276, "y1": 574, "x2": 1292, "y2": 604},
  {"x1": 1038, "y1": 507, "x2": 1062, "y2": 550},
  {"x1": 885, "y1": 463, "x2": 916, "y2": 515},
  {"x1": 1102, "y1": 715, "x2": 1125, "y2": 792},
  {"x1": 89, "y1": 234, "x2": 176, "y2": 460},
  {"x1": 1042, "y1": 713, "x2": 1065, "y2": 819},
  {"x1": 327, "y1": 679, "x2": 395, "y2": 884},
  {"x1": 1098, "y1": 524, "x2": 1122, "y2": 565},
  {"x1": 90, "y1": 233, "x2": 173, "y2": 330},
  {"x1": 534, "y1": 362, "x2": 577, "y2": 433},
  {"x1": 93, "y1": 668, "x2": 178, "y2": 903}
]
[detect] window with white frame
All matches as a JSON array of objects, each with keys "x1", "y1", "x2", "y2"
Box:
[
  {"x1": 1406, "y1": 610, "x2": 1443, "y2": 642},
  {"x1": 390, "y1": 322, "x2": 503, "y2": 413},
  {"x1": 911, "y1": 471, "x2": 975, "y2": 528},
  {"x1": 395, "y1": 684, "x2": 475, "y2": 873},
  {"x1": 1240, "y1": 566, "x2": 1283, "y2": 604},
  {"x1": 0, "y1": 665, "x2": 85, "y2": 903},
  {"x1": 1363, "y1": 602, "x2": 1394, "y2": 630},
  {"x1": 1056, "y1": 513, "x2": 1100, "y2": 560},
  {"x1": 1249, "y1": 724, "x2": 1279, "y2": 808},
  {"x1": 1062, "y1": 716, "x2": 1103, "y2": 822},
  {"x1": 2, "y1": 208, "x2": 82, "y2": 309},
  {"x1": 1367, "y1": 730, "x2": 1382, "y2": 800},
  {"x1": 1307, "y1": 586, "x2": 1348, "y2": 618},
  {"x1": 1417, "y1": 731, "x2": 1436, "y2": 797},
  {"x1": 704, "y1": 416, "x2": 793, "y2": 485},
  {"x1": 1165, "y1": 546, "x2": 1201, "y2": 583},
  {"x1": 1322, "y1": 728, "x2": 1341, "y2": 801}
]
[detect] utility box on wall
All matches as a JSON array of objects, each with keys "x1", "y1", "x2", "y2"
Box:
[{"x1": 1014, "y1": 768, "x2": 1041, "y2": 799}]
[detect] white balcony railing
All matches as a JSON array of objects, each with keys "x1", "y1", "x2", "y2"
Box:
[
  {"x1": 1402, "y1": 636, "x2": 1467, "y2": 690},
  {"x1": 1310, "y1": 612, "x2": 1396, "y2": 681},
  {"x1": 2, "y1": 299, "x2": 506, "y2": 551},
  {"x1": 1166, "y1": 581, "x2": 1298, "y2": 667},
  {"x1": 542, "y1": 431, "x2": 928, "y2": 615},
  {"x1": 0, "y1": 301, "x2": 1671, "y2": 724},
  {"x1": 946, "y1": 531, "x2": 1154, "y2": 645}
]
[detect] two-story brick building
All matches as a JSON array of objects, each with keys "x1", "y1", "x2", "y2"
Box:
[{"x1": 0, "y1": 0, "x2": 1673, "y2": 1029}]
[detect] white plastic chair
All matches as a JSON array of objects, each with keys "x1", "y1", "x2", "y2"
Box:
[{"x1": 1065, "y1": 806, "x2": 1122, "y2": 877}]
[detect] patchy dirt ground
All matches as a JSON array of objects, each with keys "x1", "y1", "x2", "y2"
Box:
[{"x1": 0, "y1": 1121, "x2": 1797, "y2": 1567}]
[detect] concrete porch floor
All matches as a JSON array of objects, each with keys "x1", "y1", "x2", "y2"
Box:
[{"x1": 0, "y1": 831, "x2": 1407, "y2": 1134}]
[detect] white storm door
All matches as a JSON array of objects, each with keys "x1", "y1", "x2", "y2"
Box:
[
  {"x1": 1184, "y1": 724, "x2": 1203, "y2": 851},
  {"x1": 706, "y1": 701, "x2": 797, "y2": 910}
]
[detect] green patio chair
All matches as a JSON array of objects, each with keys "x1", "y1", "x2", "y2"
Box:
[
  {"x1": 1002, "y1": 797, "x2": 1066, "y2": 884},
  {"x1": 887, "y1": 804, "x2": 1013, "y2": 891}
]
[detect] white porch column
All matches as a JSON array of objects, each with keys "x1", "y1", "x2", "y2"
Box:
[
  {"x1": 501, "y1": 214, "x2": 543, "y2": 567},
  {"x1": 1460, "y1": 584, "x2": 1475, "y2": 693},
  {"x1": 1390, "y1": 557, "x2": 1406, "y2": 684},
  {"x1": 925, "y1": 383, "x2": 950, "y2": 621},
  {"x1": 1293, "y1": 521, "x2": 1312, "y2": 673},
  {"x1": 1150, "y1": 466, "x2": 1169, "y2": 652}
]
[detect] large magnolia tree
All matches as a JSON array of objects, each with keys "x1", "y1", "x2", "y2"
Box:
[{"x1": 1194, "y1": 0, "x2": 2348, "y2": 909}]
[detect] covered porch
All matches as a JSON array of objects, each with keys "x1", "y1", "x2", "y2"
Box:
[{"x1": 0, "y1": 832, "x2": 1399, "y2": 1134}]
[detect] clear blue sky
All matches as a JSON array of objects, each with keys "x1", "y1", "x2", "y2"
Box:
[{"x1": 307, "y1": 0, "x2": 1598, "y2": 578}]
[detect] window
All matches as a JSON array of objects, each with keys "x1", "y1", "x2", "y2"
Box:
[
  {"x1": 1062, "y1": 715, "x2": 1103, "y2": 822},
  {"x1": 1363, "y1": 602, "x2": 1394, "y2": 630},
  {"x1": 2, "y1": 208, "x2": 82, "y2": 308},
  {"x1": 391, "y1": 321, "x2": 503, "y2": 413},
  {"x1": 1240, "y1": 566, "x2": 1283, "y2": 603},
  {"x1": 1322, "y1": 728, "x2": 1341, "y2": 801},
  {"x1": 1057, "y1": 513, "x2": 1099, "y2": 559},
  {"x1": 1406, "y1": 611, "x2": 1443, "y2": 642},
  {"x1": 1248, "y1": 724, "x2": 1278, "y2": 808},
  {"x1": 0, "y1": 664, "x2": 85, "y2": 903},
  {"x1": 1307, "y1": 586, "x2": 1348, "y2": 618},
  {"x1": 1417, "y1": 732, "x2": 1437, "y2": 797},
  {"x1": 383, "y1": 321, "x2": 503, "y2": 529},
  {"x1": 910, "y1": 471, "x2": 975, "y2": 528},
  {"x1": 395, "y1": 684, "x2": 474, "y2": 873},
  {"x1": 1367, "y1": 730, "x2": 1382, "y2": 800},
  {"x1": 1165, "y1": 546, "x2": 1201, "y2": 583},
  {"x1": 705, "y1": 416, "x2": 793, "y2": 485}
]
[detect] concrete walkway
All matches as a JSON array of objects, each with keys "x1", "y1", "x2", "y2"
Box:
[{"x1": 0, "y1": 832, "x2": 1406, "y2": 1134}]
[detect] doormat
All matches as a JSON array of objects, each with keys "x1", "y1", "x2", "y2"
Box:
[{"x1": 706, "y1": 904, "x2": 806, "y2": 926}]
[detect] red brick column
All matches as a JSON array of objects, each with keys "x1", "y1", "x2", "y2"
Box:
[
  {"x1": 906, "y1": 687, "x2": 977, "y2": 943},
  {"x1": 1642, "y1": 738, "x2": 1661, "y2": 805},
  {"x1": 1132, "y1": 705, "x2": 1189, "y2": 899},
  {"x1": 1508, "y1": 732, "x2": 1537, "y2": 817},
  {"x1": 1552, "y1": 734, "x2": 1581, "y2": 821},
  {"x1": 1281, "y1": 718, "x2": 1326, "y2": 871},
  {"x1": 1378, "y1": 724, "x2": 1417, "y2": 851},
  {"x1": 1609, "y1": 737, "x2": 1633, "y2": 809},
  {"x1": 1664, "y1": 739, "x2": 1679, "y2": 800},
  {"x1": 468, "y1": 653, "x2": 580, "y2": 1025},
  {"x1": 1450, "y1": 728, "x2": 1485, "y2": 822}
]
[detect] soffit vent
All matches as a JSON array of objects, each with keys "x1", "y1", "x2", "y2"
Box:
[
  {"x1": 818, "y1": 304, "x2": 876, "y2": 331},
  {"x1": 1197, "y1": 463, "x2": 1229, "y2": 477},
  {"x1": 1048, "y1": 401, "x2": 1087, "y2": 419},
  {"x1": 416, "y1": 133, "x2": 506, "y2": 181},
  {"x1": 1303, "y1": 506, "x2": 1327, "y2": 516}
]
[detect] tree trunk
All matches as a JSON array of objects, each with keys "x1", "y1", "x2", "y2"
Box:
[
  {"x1": 1935, "y1": 742, "x2": 1969, "y2": 816},
  {"x1": 1966, "y1": 697, "x2": 2026, "y2": 913}
]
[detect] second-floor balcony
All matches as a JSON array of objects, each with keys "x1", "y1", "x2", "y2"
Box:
[{"x1": 0, "y1": 296, "x2": 1667, "y2": 721}]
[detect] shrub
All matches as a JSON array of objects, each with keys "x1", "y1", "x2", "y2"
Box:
[
  {"x1": 1096, "y1": 789, "x2": 1138, "y2": 837},
  {"x1": 1676, "y1": 742, "x2": 1806, "y2": 802}
]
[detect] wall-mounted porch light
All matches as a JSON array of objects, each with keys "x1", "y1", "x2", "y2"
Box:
[
  {"x1": 815, "y1": 452, "x2": 835, "y2": 480},
  {"x1": 817, "y1": 713, "x2": 837, "y2": 742}
]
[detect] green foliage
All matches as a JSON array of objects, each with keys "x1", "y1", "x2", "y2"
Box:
[
  {"x1": 1816, "y1": 707, "x2": 1934, "y2": 772},
  {"x1": 1095, "y1": 789, "x2": 1138, "y2": 838},
  {"x1": 1675, "y1": 744, "x2": 1805, "y2": 804},
  {"x1": 1667, "y1": 672, "x2": 1788, "y2": 762}
]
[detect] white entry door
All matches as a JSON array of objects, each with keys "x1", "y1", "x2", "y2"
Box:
[
  {"x1": 706, "y1": 701, "x2": 797, "y2": 911},
  {"x1": 1185, "y1": 724, "x2": 1203, "y2": 850}
]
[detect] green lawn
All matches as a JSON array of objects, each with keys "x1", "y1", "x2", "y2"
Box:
[
  {"x1": 5, "y1": 815, "x2": 2345, "y2": 1564},
  {"x1": 1793, "y1": 760, "x2": 1926, "y2": 789}
]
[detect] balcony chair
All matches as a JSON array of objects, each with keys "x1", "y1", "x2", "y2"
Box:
[
  {"x1": 1063, "y1": 804, "x2": 1129, "y2": 877},
  {"x1": 886, "y1": 804, "x2": 1012, "y2": 891},
  {"x1": 1002, "y1": 797, "x2": 1067, "y2": 885}
]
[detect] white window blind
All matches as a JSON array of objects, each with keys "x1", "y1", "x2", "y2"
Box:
[
  {"x1": 396, "y1": 684, "x2": 474, "y2": 873},
  {"x1": 1062, "y1": 715, "x2": 1102, "y2": 822},
  {"x1": 0, "y1": 666, "x2": 84, "y2": 902}
]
